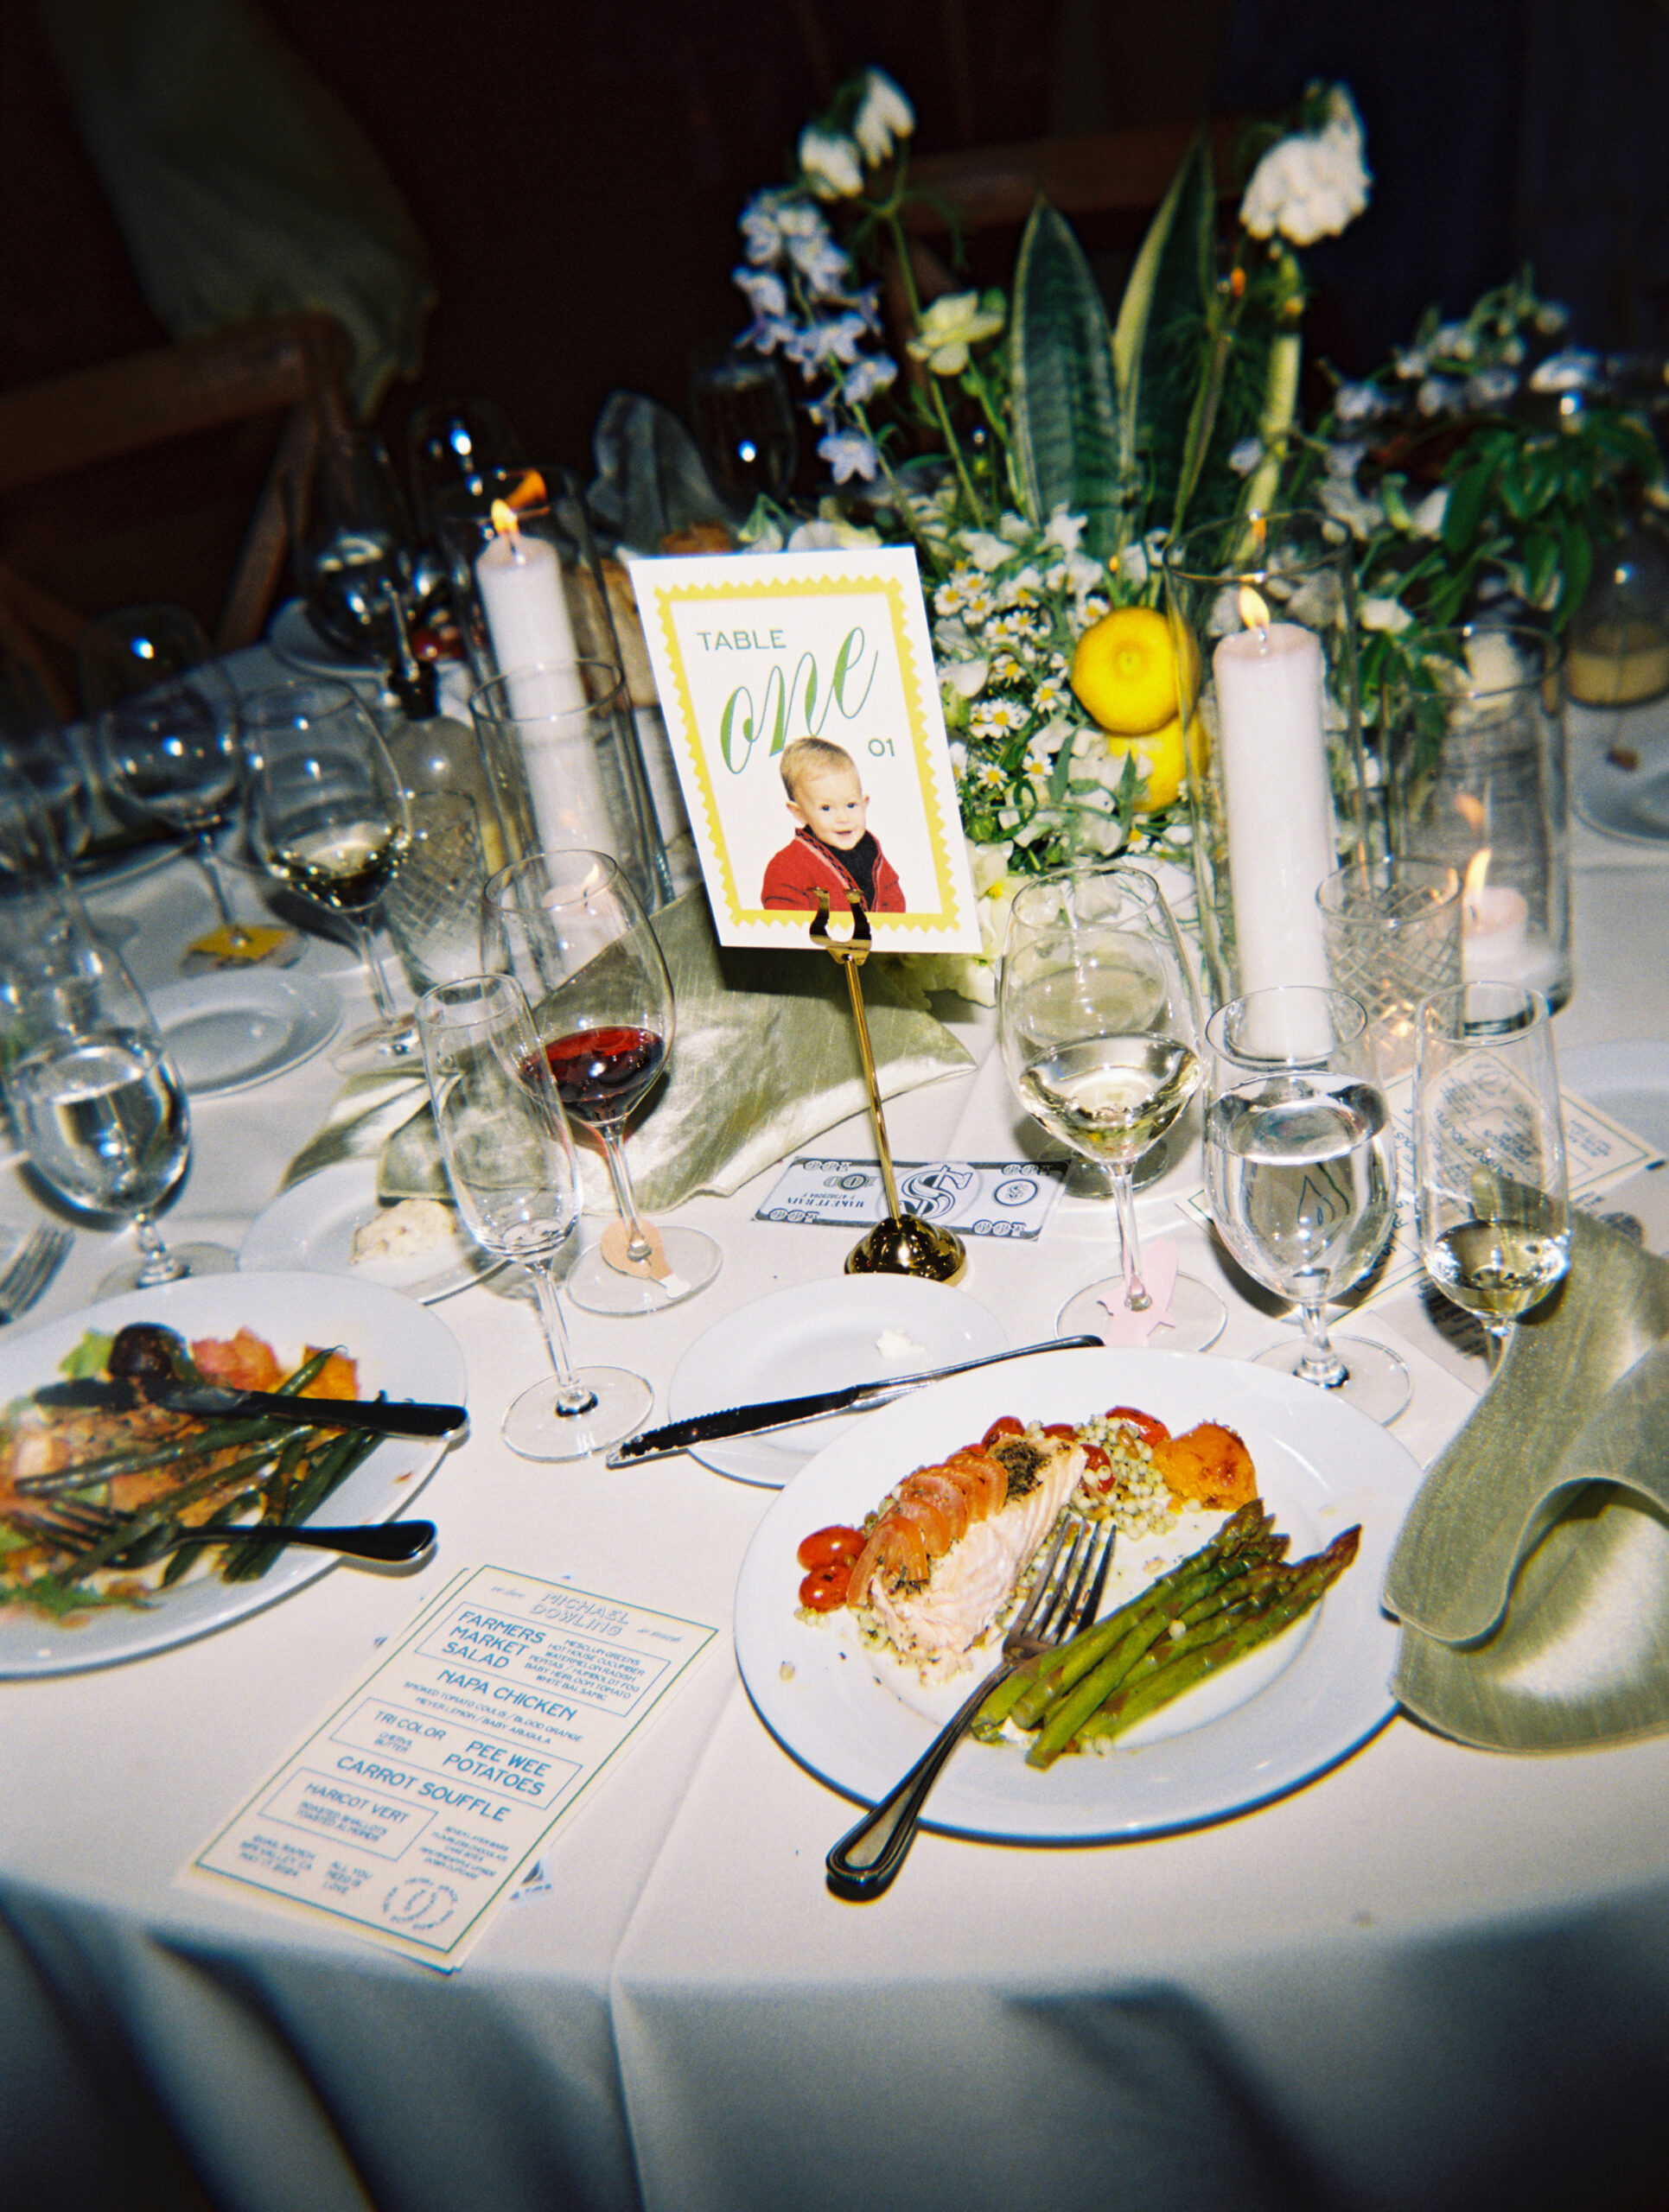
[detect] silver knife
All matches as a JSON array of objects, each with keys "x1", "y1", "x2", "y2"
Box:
[
  {"x1": 35, "y1": 1376, "x2": 467, "y2": 1440},
  {"x1": 605, "y1": 1336, "x2": 1103, "y2": 1466}
]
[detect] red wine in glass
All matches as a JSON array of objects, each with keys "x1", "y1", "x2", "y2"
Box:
[{"x1": 539, "y1": 1026, "x2": 666, "y2": 1123}]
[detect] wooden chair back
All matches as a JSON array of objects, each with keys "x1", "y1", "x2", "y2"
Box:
[{"x1": 0, "y1": 313, "x2": 353, "y2": 712}]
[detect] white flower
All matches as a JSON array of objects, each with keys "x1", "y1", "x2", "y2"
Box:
[
  {"x1": 1529, "y1": 347, "x2": 1599, "y2": 393},
  {"x1": 784, "y1": 231, "x2": 853, "y2": 299},
  {"x1": 1360, "y1": 595, "x2": 1412, "y2": 632},
  {"x1": 783, "y1": 314, "x2": 870, "y2": 375},
  {"x1": 1118, "y1": 542, "x2": 1150, "y2": 587},
  {"x1": 908, "y1": 291, "x2": 1004, "y2": 376},
  {"x1": 1416, "y1": 375, "x2": 1464, "y2": 416},
  {"x1": 852, "y1": 70, "x2": 914, "y2": 166},
  {"x1": 961, "y1": 530, "x2": 1013, "y2": 571},
  {"x1": 1466, "y1": 367, "x2": 1519, "y2": 410},
  {"x1": 799, "y1": 124, "x2": 864, "y2": 200},
  {"x1": 1239, "y1": 86, "x2": 1370, "y2": 247},
  {"x1": 819, "y1": 428, "x2": 879, "y2": 483},
  {"x1": 1408, "y1": 486, "x2": 1449, "y2": 537},
  {"x1": 732, "y1": 267, "x2": 788, "y2": 319},
  {"x1": 1228, "y1": 437, "x2": 1264, "y2": 476},
  {"x1": 839, "y1": 353, "x2": 897, "y2": 405},
  {"x1": 1432, "y1": 321, "x2": 1475, "y2": 362},
  {"x1": 787, "y1": 517, "x2": 881, "y2": 550},
  {"x1": 1533, "y1": 301, "x2": 1570, "y2": 335},
  {"x1": 1335, "y1": 379, "x2": 1392, "y2": 423},
  {"x1": 1318, "y1": 477, "x2": 1385, "y2": 538},
  {"x1": 1043, "y1": 508, "x2": 1086, "y2": 556},
  {"x1": 1324, "y1": 440, "x2": 1368, "y2": 477},
  {"x1": 940, "y1": 655, "x2": 989, "y2": 700},
  {"x1": 1393, "y1": 346, "x2": 1430, "y2": 381}
]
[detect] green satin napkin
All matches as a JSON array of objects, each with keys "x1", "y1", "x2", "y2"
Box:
[
  {"x1": 284, "y1": 887, "x2": 973, "y2": 1214},
  {"x1": 1386, "y1": 1211, "x2": 1669, "y2": 1751}
]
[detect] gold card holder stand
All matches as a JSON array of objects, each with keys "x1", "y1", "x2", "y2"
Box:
[{"x1": 811, "y1": 891, "x2": 966, "y2": 1284}]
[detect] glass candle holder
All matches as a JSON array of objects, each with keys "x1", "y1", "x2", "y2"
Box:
[
  {"x1": 432, "y1": 463, "x2": 626, "y2": 693},
  {"x1": 1317, "y1": 856, "x2": 1463, "y2": 1080},
  {"x1": 1379, "y1": 626, "x2": 1571, "y2": 1013},
  {"x1": 1163, "y1": 511, "x2": 1373, "y2": 1007},
  {"x1": 469, "y1": 658, "x2": 667, "y2": 914}
]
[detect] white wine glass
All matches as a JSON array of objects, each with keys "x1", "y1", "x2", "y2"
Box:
[
  {"x1": 3, "y1": 931, "x2": 236, "y2": 1294},
  {"x1": 243, "y1": 678, "x2": 413, "y2": 1072},
  {"x1": 416, "y1": 972, "x2": 651, "y2": 1460},
  {"x1": 481, "y1": 848, "x2": 720, "y2": 1314},
  {"x1": 1414, "y1": 981, "x2": 1570, "y2": 1368},
  {"x1": 997, "y1": 862, "x2": 1225, "y2": 1349},
  {"x1": 1204, "y1": 984, "x2": 1409, "y2": 1422}
]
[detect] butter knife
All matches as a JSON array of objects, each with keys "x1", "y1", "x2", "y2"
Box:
[
  {"x1": 605, "y1": 1336, "x2": 1103, "y2": 1466},
  {"x1": 36, "y1": 1376, "x2": 467, "y2": 1440}
]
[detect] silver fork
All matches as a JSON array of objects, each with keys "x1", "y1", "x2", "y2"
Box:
[
  {"x1": 0, "y1": 1224, "x2": 71, "y2": 1325},
  {"x1": 826, "y1": 1512, "x2": 1115, "y2": 1900},
  {"x1": 13, "y1": 1501, "x2": 436, "y2": 1565}
]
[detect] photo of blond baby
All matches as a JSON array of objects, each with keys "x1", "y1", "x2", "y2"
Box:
[{"x1": 760, "y1": 737, "x2": 905, "y2": 913}]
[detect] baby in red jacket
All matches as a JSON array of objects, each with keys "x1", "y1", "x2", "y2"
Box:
[{"x1": 760, "y1": 737, "x2": 905, "y2": 913}]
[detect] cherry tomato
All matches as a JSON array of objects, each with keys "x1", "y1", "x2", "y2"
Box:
[
  {"x1": 982, "y1": 1416, "x2": 1024, "y2": 1450},
  {"x1": 1042, "y1": 1422, "x2": 1080, "y2": 1440},
  {"x1": 799, "y1": 1563, "x2": 850, "y2": 1611},
  {"x1": 1105, "y1": 1405, "x2": 1169, "y2": 1447},
  {"x1": 796, "y1": 1525, "x2": 864, "y2": 1571},
  {"x1": 1080, "y1": 1443, "x2": 1111, "y2": 1474}
]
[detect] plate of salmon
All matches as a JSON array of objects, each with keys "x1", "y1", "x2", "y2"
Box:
[{"x1": 734, "y1": 1345, "x2": 1425, "y2": 1842}]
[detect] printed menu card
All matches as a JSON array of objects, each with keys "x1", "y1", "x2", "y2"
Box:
[{"x1": 187, "y1": 1566, "x2": 715, "y2": 1968}]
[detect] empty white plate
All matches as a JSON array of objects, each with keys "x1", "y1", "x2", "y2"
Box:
[{"x1": 148, "y1": 970, "x2": 341, "y2": 1096}]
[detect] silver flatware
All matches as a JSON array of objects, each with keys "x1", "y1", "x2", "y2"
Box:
[
  {"x1": 827, "y1": 1511, "x2": 1115, "y2": 1900},
  {"x1": 34, "y1": 1374, "x2": 467, "y2": 1439},
  {"x1": 16, "y1": 1501, "x2": 436, "y2": 1565},
  {"x1": 604, "y1": 1335, "x2": 1104, "y2": 1466},
  {"x1": 0, "y1": 1222, "x2": 71, "y2": 1325}
]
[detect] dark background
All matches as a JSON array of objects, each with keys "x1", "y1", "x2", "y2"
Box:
[{"x1": 3, "y1": 0, "x2": 1669, "y2": 622}]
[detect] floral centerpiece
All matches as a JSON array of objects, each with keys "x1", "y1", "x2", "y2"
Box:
[{"x1": 729, "y1": 71, "x2": 1373, "y2": 995}]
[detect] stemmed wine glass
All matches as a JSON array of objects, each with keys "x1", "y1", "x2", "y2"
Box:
[
  {"x1": 1414, "y1": 981, "x2": 1570, "y2": 1368},
  {"x1": 997, "y1": 862, "x2": 1225, "y2": 1347},
  {"x1": 416, "y1": 972, "x2": 651, "y2": 1459},
  {"x1": 287, "y1": 432, "x2": 417, "y2": 675},
  {"x1": 242, "y1": 679, "x2": 412, "y2": 1071},
  {"x1": 3, "y1": 931, "x2": 235, "y2": 1294},
  {"x1": 0, "y1": 659, "x2": 103, "y2": 938},
  {"x1": 1204, "y1": 984, "x2": 1409, "y2": 1421},
  {"x1": 481, "y1": 849, "x2": 720, "y2": 1314}
]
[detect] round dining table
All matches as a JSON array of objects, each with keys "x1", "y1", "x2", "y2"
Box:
[{"x1": 5, "y1": 680, "x2": 1669, "y2": 2212}]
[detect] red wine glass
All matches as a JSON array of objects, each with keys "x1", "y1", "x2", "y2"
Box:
[{"x1": 481, "y1": 848, "x2": 721, "y2": 1314}]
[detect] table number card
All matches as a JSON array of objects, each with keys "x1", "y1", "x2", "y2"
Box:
[
  {"x1": 187, "y1": 1566, "x2": 714, "y2": 1969},
  {"x1": 627, "y1": 547, "x2": 980, "y2": 954},
  {"x1": 757, "y1": 1155, "x2": 1068, "y2": 1239}
]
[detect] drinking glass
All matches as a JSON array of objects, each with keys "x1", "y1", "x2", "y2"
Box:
[
  {"x1": 1204, "y1": 985, "x2": 1409, "y2": 1422},
  {"x1": 1316, "y1": 856, "x2": 1462, "y2": 1080},
  {"x1": 77, "y1": 602, "x2": 213, "y2": 715},
  {"x1": 1414, "y1": 981, "x2": 1570, "y2": 1368},
  {"x1": 3, "y1": 932, "x2": 235, "y2": 1294},
  {"x1": 287, "y1": 432, "x2": 416, "y2": 671},
  {"x1": 243, "y1": 679, "x2": 412, "y2": 1071},
  {"x1": 416, "y1": 972, "x2": 651, "y2": 1459},
  {"x1": 686, "y1": 341, "x2": 798, "y2": 509},
  {"x1": 481, "y1": 849, "x2": 720, "y2": 1314},
  {"x1": 407, "y1": 398, "x2": 526, "y2": 543},
  {"x1": 997, "y1": 862, "x2": 1225, "y2": 1348}
]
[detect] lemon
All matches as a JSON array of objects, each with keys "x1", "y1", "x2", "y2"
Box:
[
  {"x1": 1071, "y1": 606, "x2": 1197, "y2": 735},
  {"x1": 1105, "y1": 715, "x2": 1203, "y2": 812}
]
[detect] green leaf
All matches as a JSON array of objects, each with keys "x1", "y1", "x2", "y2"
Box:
[
  {"x1": 1556, "y1": 518, "x2": 1594, "y2": 625},
  {"x1": 1110, "y1": 131, "x2": 1209, "y2": 484},
  {"x1": 1010, "y1": 198, "x2": 1122, "y2": 555},
  {"x1": 58, "y1": 1330, "x2": 113, "y2": 1381},
  {"x1": 1443, "y1": 459, "x2": 1497, "y2": 555},
  {"x1": 1525, "y1": 525, "x2": 1559, "y2": 607},
  {"x1": 1121, "y1": 132, "x2": 1220, "y2": 536}
]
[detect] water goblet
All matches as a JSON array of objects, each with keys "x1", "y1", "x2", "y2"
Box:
[
  {"x1": 1414, "y1": 981, "x2": 1570, "y2": 1368},
  {"x1": 3, "y1": 931, "x2": 236, "y2": 1294},
  {"x1": 416, "y1": 972, "x2": 651, "y2": 1459},
  {"x1": 1203, "y1": 985, "x2": 1409, "y2": 1421},
  {"x1": 997, "y1": 862, "x2": 1225, "y2": 1348},
  {"x1": 242, "y1": 678, "x2": 412, "y2": 1071},
  {"x1": 481, "y1": 848, "x2": 721, "y2": 1314}
]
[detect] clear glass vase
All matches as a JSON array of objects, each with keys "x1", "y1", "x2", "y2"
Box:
[{"x1": 1162, "y1": 511, "x2": 1374, "y2": 1007}]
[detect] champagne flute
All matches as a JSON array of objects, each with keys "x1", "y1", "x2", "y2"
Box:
[
  {"x1": 1204, "y1": 985, "x2": 1409, "y2": 1421},
  {"x1": 481, "y1": 849, "x2": 720, "y2": 1314},
  {"x1": 1415, "y1": 981, "x2": 1570, "y2": 1367},
  {"x1": 243, "y1": 678, "x2": 412, "y2": 1071},
  {"x1": 997, "y1": 862, "x2": 1225, "y2": 1348},
  {"x1": 416, "y1": 972, "x2": 650, "y2": 1459},
  {"x1": 3, "y1": 931, "x2": 236, "y2": 1294}
]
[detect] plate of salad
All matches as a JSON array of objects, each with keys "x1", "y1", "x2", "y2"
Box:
[{"x1": 0, "y1": 1271, "x2": 465, "y2": 1677}]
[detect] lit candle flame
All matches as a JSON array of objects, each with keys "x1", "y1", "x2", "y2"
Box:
[
  {"x1": 489, "y1": 497, "x2": 519, "y2": 542},
  {"x1": 1462, "y1": 846, "x2": 1492, "y2": 929},
  {"x1": 1238, "y1": 583, "x2": 1271, "y2": 632},
  {"x1": 1454, "y1": 792, "x2": 1487, "y2": 835}
]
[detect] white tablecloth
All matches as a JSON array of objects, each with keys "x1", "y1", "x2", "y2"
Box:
[{"x1": 6, "y1": 700, "x2": 1669, "y2": 2212}]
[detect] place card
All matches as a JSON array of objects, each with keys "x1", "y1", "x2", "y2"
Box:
[
  {"x1": 756, "y1": 1154, "x2": 1067, "y2": 1239},
  {"x1": 187, "y1": 1566, "x2": 715, "y2": 1969},
  {"x1": 627, "y1": 547, "x2": 981, "y2": 953}
]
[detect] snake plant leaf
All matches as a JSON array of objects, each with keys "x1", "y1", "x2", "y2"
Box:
[
  {"x1": 1111, "y1": 127, "x2": 1208, "y2": 491},
  {"x1": 1010, "y1": 197, "x2": 1122, "y2": 556},
  {"x1": 1117, "y1": 129, "x2": 1221, "y2": 536}
]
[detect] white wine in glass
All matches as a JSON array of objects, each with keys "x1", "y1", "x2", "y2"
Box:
[
  {"x1": 998, "y1": 862, "x2": 1224, "y2": 1348},
  {"x1": 1415, "y1": 981, "x2": 1570, "y2": 1365}
]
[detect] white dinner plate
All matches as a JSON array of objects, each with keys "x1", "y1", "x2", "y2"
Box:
[
  {"x1": 1560, "y1": 1039, "x2": 1669, "y2": 1160},
  {"x1": 239, "y1": 1160, "x2": 501, "y2": 1304},
  {"x1": 147, "y1": 971, "x2": 341, "y2": 1096},
  {"x1": 0, "y1": 1272, "x2": 465, "y2": 1679},
  {"x1": 734, "y1": 1347, "x2": 1425, "y2": 1841},
  {"x1": 265, "y1": 597, "x2": 385, "y2": 685},
  {"x1": 1573, "y1": 728, "x2": 1669, "y2": 845},
  {"x1": 666, "y1": 1277, "x2": 1007, "y2": 1486}
]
